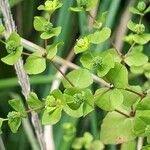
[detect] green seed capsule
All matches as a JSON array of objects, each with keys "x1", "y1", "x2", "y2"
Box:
[{"x1": 6, "y1": 41, "x2": 17, "y2": 53}]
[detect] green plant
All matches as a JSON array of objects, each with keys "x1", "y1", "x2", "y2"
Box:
[{"x1": 0, "y1": 0, "x2": 150, "y2": 150}]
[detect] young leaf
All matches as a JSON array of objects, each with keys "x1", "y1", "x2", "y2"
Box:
[
  {"x1": 100, "y1": 112, "x2": 135, "y2": 144},
  {"x1": 46, "y1": 42, "x2": 63, "y2": 59},
  {"x1": 1, "y1": 46, "x2": 23, "y2": 65},
  {"x1": 125, "y1": 51, "x2": 148, "y2": 67},
  {"x1": 42, "y1": 107, "x2": 62, "y2": 125},
  {"x1": 27, "y1": 92, "x2": 44, "y2": 110},
  {"x1": 133, "y1": 34, "x2": 150, "y2": 45},
  {"x1": 74, "y1": 37, "x2": 90, "y2": 54},
  {"x1": 40, "y1": 26, "x2": 61, "y2": 39},
  {"x1": 97, "y1": 53, "x2": 114, "y2": 77},
  {"x1": 95, "y1": 88, "x2": 124, "y2": 111},
  {"x1": 105, "y1": 63, "x2": 128, "y2": 88},
  {"x1": 33, "y1": 16, "x2": 47, "y2": 31},
  {"x1": 8, "y1": 99, "x2": 26, "y2": 117},
  {"x1": 89, "y1": 27, "x2": 111, "y2": 44},
  {"x1": 127, "y1": 20, "x2": 136, "y2": 33},
  {"x1": 129, "y1": 7, "x2": 144, "y2": 16},
  {"x1": 7, "y1": 111, "x2": 22, "y2": 133},
  {"x1": 62, "y1": 69, "x2": 93, "y2": 89},
  {"x1": 24, "y1": 51, "x2": 46, "y2": 74}
]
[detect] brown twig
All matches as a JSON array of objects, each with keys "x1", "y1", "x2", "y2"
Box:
[
  {"x1": 115, "y1": 109, "x2": 130, "y2": 118},
  {"x1": 0, "y1": 0, "x2": 46, "y2": 149}
]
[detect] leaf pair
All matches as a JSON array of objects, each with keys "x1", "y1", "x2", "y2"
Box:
[
  {"x1": 80, "y1": 52, "x2": 114, "y2": 77},
  {"x1": 63, "y1": 88, "x2": 94, "y2": 117},
  {"x1": 1, "y1": 32, "x2": 23, "y2": 65},
  {"x1": 7, "y1": 99, "x2": 27, "y2": 133},
  {"x1": 34, "y1": 16, "x2": 61, "y2": 39},
  {"x1": 69, "y1": 0, "x2": 98, "y2": 12},
  {"x1": 24, "y1": 42, "x2": 63, "y2": 74},
  {"x1": 38, "y1": 0, "x2": 63, "y2": 15},
  {"x1": 74, "y1": 27, "x2": 111, "y2": 54}
]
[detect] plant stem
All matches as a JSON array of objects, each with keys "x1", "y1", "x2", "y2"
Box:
[
  {"x1": 0, "y1": 39, "x2": 6, "y2": 45},
  {"x1": 115, "y1": 109, "x2": 130, "y2": 118},
  {"x1": 50, "y1": 60, "x2": 75, "y2": 87},
  {"x1": 125, "y1": 42, "x2": 136, "y2": 57},
  {"x1": 109, "y1": 39, "x2": 123, "y2": 59},
  {"x1": 125, "y1": 88, "x2": 145, "y2": 98},
  {"x1": 87, "y1": 12, "x2": 100, "y2": 27}
]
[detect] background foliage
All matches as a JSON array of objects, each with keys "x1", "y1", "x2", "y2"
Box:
[{"x1": 0, "y1": 0, "x2": 150, "y2": 150}]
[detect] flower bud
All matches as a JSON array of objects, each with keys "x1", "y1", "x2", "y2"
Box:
[
  {"x1": 137, "y1": 1, "x2": 146, "y2": 11},
  {"x1": 135, "y1": 24, "x2": 145, "y2": 34},
  {"x1": 6, "y1": 41, "x2": 17, "y2": 53}
]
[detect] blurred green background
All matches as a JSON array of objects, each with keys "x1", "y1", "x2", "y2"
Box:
[{"x1": 0, "y1": 0, "x2": 150, "y2": 150}]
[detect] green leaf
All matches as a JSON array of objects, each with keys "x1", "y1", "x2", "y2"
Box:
[
  {"x1": 8, "y1": 99, "x2": 26, "y2": 117},
  {"x1": 72, "y1": 137, "x2": 84, "y2": 149},
  {"x1": 24, "y1": 51, "x2": 46, "y2": 74},
  {"x1": 97, "y1": 53, "x2": 114, "y2": 77},
  {"x1": 1, "y1": 46, "x2": 23, "y2": 65},
  {"x1": 89, "y1": 27, "x2": 111, "y2": 44},
  {"x1": 40, "y1": 26, "x2": 61, "y2": 39},
  {"x1": 27, "y1": 92, "x2": 44, "y2": 110},
  {"x1": 100, "y1": 112, "x2": 135, "y2": 144},
  {"x1": 133, "y1": 117, "x2": 150, "y2": 136},
  {"x1": 129, "y1": 7, "x2": 144, "y2": 15},
  {"x1": 125, "y1": 52, "x2": 148, "y2": 67},
  {"x1": 122, "y1": 86, "x2": 141, "y2": 107},
  {"x1": 83, "y1": 132, "x2": 93, "y2": 149},
  {"x1": 69, "y1": 7, "x2": 83, "y2": 12},
  {"x1": 130, "y1": 65, "x2": 144, "y2": 74},
  {"x1": 80, "y1": 52, "x2": 93, "y2": 69},
  {"x1": 144, "y1": 6, "x2": 150, "y2": 14},
  {"x1": 95, "y1": 88, "x2": 123, "y2": 111},
  {"x1": 7, "y1": 32, "x2": 21, "y2": 47},
  {"x1": 0, "y1": 118, "x2": 3, "y2": 134},
  {"x1": 42, "y1": 107, "x2": 62, "y2": 125},
  {"x1": 105, "y1": 63, "x2": 128, "y2": 88},
  {"x1": 33, "y1": 16, "x2": 47, "y2": 31},
  {"x1": 127, "y1": 20, "x2": 136, "y2": 32},
  {"x1": 64, "y1": 88, "x2": 94, "y2": 116},
  {"x1": 133, "y1": 34, "x2": 150, "y2": 45},
  {"x1": 90, "y1": 140, "x2": 104, "y2": 150},
  {"x1": 136, "y1": 97, "x2": 150, "y2": 110},
  {"x1": 7, "y1": 111, "x2": 22, "y2": 133},
  {"x1": 62, "y1": 69, "x2": 93, "y2": 89},
  {"x1": 0, "y1": 25, "x2": 5, "y2": 34},
  {"x1": 74, "y1": 37, "x2": 90, "y2": 54},
  {"x1": 85, "y1": 0, "x2": 98, "y2": 11},
  {"x1": 121, "y1": 140, "x2": 136, "y2": 150},
  {"x1": 46, "y1": 42, "x2": 63, "y2": 59}
]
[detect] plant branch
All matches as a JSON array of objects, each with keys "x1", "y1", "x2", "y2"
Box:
[
  {"x1": 115, "y1": 109, "x2": 130, "y2": 118},
  {"x1": 125, "y1": 88, "x2": 145, "y2": 98},
  {"x1": 0, "y1": 0, "x2": 46, "y2": 149},
  {"x1": 125, "y1": 42, "x2": 136, "y2": 57},
  {"x1": 50, "y1": 60, "x2": 75, "y2": 87},
  {"x1": 21, "y1": 38, "x2": 111, "y2": 88}
]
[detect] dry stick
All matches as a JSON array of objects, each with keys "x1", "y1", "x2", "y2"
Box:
[
  {"x1": 114, "y1": 0, "x2": 136, "y2": 51},
  {"x1": 0, "y1": 1, "x2": 46, "y2": 149}
]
